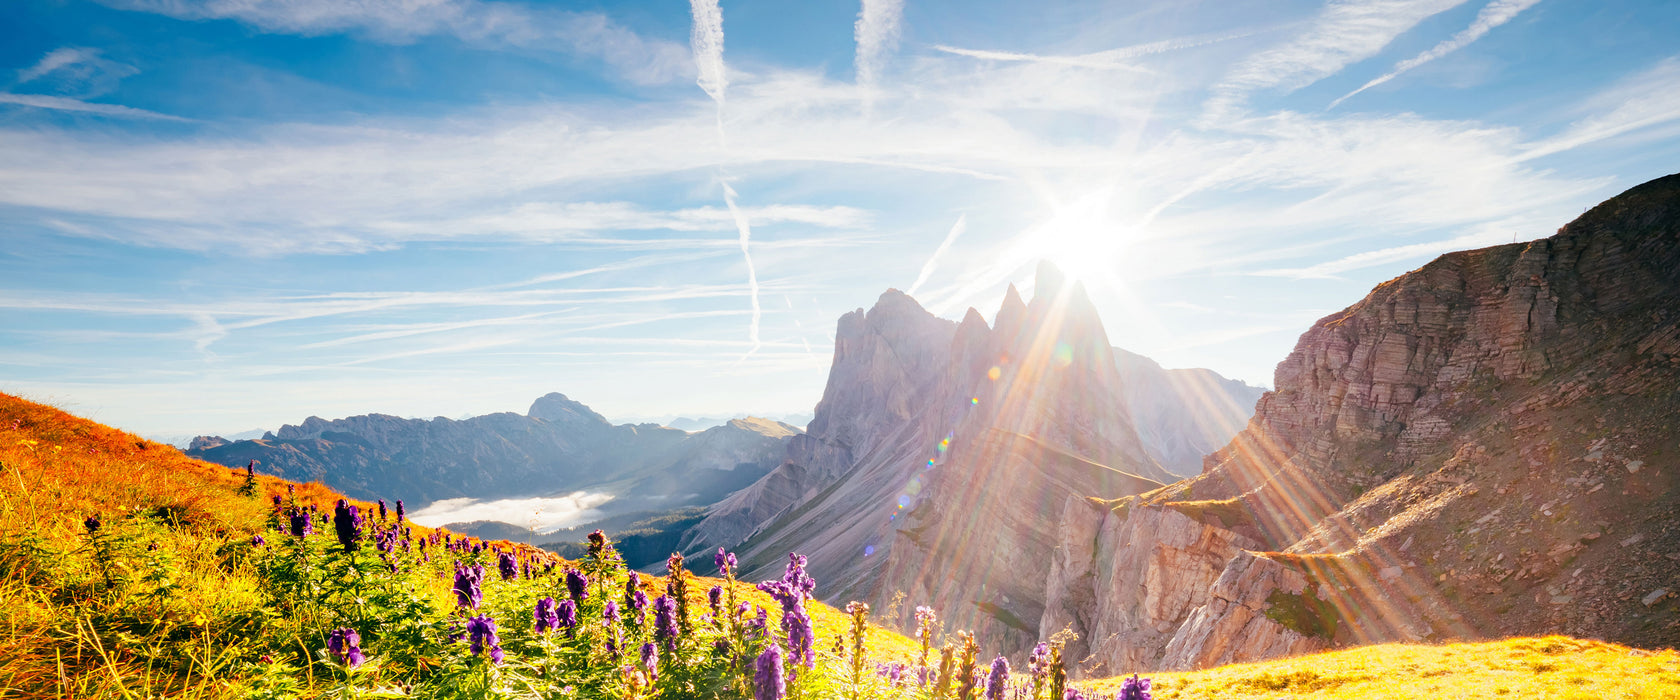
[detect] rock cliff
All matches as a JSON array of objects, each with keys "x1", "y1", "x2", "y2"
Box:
[
  {"x1": 683, "y1": 263, "x2": 1264, "y2": 655},
  {"x1": 1043, "y1": 173, "x2": 1680, "y2": 673}
]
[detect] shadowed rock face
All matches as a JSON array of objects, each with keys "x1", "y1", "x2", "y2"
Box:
[
  {"x1": 688, "y1": 262, "x2": 1267, "y2": 655},
  {"x1": 1045, "y1": 172, "x2": 1680, "y2": 674}
]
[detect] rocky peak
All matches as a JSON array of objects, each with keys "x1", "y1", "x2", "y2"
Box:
[
  {"x1": 528, "y1": 392, "x2": 612, "y2": 426},
  {"x1": 187, "y1": 435, "x2": 228, "y2": 451},
  {"x1": 993, "y1": 283, "x2": 1028, "y2": 343}
]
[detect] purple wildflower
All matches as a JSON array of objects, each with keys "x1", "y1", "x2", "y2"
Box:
[
  {"x1": 639, "y1": 641, "x2": 659, "y2": 682},
  {"x1": 1063, "y1": 690, "x2": 1086, "y2": 700},
  {"x1": 288, "y1": 509, "x2": 312, "y2": 537},
  {"x1": 566, "y1": 568, "x2": 588, "y2": 601},
  {"x1": 498, "y1": 551, "x2": 518, "y2": 581},
  {"x1": 1119, "y1": 674, "x2": 1151, "y2": 700},
  {"x1": 331, "y1": 500, "x2": 362, "y2": 553},
  {"x1": 534, "y1": 597, "x2": 560, "y2": 635},
  {"x1": 377, "y1": 499, "x2": 387, "y2": 522},
  {"x1": 708, "y1": 585, "x2": 723, "y2": 618},
  {"x1": 783, "y1": 603, "x2": 814, "y2": 669},
  {"x1": 754, "y1": 643, "x2": 785, "y2": 700},
  {"x1": 748, "y1": 606, "x2": 768, "y2": 638},
  {"x1": 453, "y1": 563, "x2": 485, "y2": 609},
  {"x1": 466, "y1": 614, "x2": 500, "y2": 658},
  {"x1": 653, "y1": 594, "x2": 679, "y2": 649},
  {"x1": 557, "y1": 598, "x2": 579, "y2": 637},
  {"x1": 395, "y1": 499, "x2": 404, "y2": 522},
  {"x1": 251, "y1": 534, "x2": 266, "y2": 547},
  {"x1": 604, "y1": 600, "x2": 621, "y2": 625},
  {"x1": 986, "y1": 655, "x2": 1010, "y2": 700},
  {"x1": 631, "y1": 590, "x2": 649, "y2": 624},
  {"x1": 715, "y1": 547, "x2": 737, "y2": 577},
  {"x1": 327, "y1": 627, "x2": 365, "y2": 669}
]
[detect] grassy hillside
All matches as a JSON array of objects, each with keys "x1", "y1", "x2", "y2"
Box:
[
  {"x1": 2, "y1": 391, "x2": 1674, "y2": 699},
  {"x1": 0, "y1": 393, "x2": 917, "y2": 698}
]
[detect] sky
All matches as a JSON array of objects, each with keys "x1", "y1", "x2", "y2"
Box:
[{"x1": 2, "y1": 0, "x2": 1678, "y2": 441}]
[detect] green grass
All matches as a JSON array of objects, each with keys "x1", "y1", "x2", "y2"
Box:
[{"x1": 4, "y1": 392, "x2": 1677, "y2": 699}]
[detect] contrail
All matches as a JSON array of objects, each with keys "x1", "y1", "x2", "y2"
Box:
[
  {"x1": 907, "y1": 215, "x2": 967, "y2": 296},
  {"x1": 854, "y1": 0, "x2": 905, "y2": 116},
  {"x1": 1330, "y1": 0, "x2": 1540, "y2": 109},
  {"x1": 688, "y1": 0, "x2": 760, "y2": 354},
  {"x1": 721, "y1": 181, "x2": 761, "y2": 353},
  {"x1": 689, "y1": 0, "x2": 727, "y2": 140},
  {"x1": 932, "y1": 27, "x2": 1266, "y2": 73}
]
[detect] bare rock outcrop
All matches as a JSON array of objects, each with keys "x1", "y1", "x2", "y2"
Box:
[
  {"x1": 1042, "y1": 497, "x2": 1263, "y2": 676},
  {"x1": 1042, "y1": 172, "x2": 1680, "y2": 673},
  {"x1": 1159, "y1": 552, "x2": 1327, "y2": 670}
]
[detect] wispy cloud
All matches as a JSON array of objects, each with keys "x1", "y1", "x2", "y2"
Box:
[
  {"x1": 932, "y1": 28, "x2": 1264, "y2": 72},
  {"x1": 0, "y1": 93, "x2": 187, "y2": 121},
  {"x1": 15, "y1": 46, "x2": 138, "y2": 98},
  {"x1": 1330, "y1": 0, "x2": 1542, "y2": 109},
  {"x1": 907, "y1": 215, "x2": 966, "y2": 296},
  {"x1": 1520, "y1": 56, "x2": 1680, "y2": 161},
  {"x1": 1206, "y1": 0, "x2": 1470, "y2": 120},
  {"x1": 1250, "y1": 220, "x2": 1530, "y2": 279},
  {"x1": 854, "y1": 0, "x2": 905, "y2": 113},
  {"x1": 19, "y1": 47, "x2": 99, "y2": 82},
  {"x1": 100, "y1": 0, "x2": 689, "y2": 84}
]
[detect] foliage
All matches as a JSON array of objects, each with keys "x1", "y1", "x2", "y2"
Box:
[{"x1": 6, "y1": 392, "x2": 1677, "y2": 699}]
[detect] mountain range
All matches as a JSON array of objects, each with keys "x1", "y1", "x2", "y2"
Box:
[
  {"x1": 670, "y1": 173, "x2": 1680, "y2": 675},
  {"x1": 186, "y1": 394, "x2": 798, "y2": 513}
]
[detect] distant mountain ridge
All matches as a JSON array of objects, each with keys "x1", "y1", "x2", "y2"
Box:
[{"x1": 187, "y1": 393, "x2": 800, "y2": 509}]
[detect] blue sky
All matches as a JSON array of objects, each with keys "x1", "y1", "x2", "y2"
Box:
[{"x1": 2, "y1": 0, "x2": 1678, "y2": 440}]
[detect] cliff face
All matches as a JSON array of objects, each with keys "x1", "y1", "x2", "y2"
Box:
[
  {"x1": 686, "y1": 262, "x2": 1270, "y2": 656},
  {"x1": 187, "y1": 394, "x2": 794, "y2": 509},
  {"x1": 1043, "y1": 173, "x2": 1680, "y2": 673}
]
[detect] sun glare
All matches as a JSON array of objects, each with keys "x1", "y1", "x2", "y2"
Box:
[{"x1": 1019, "y1": 188, "x2": 1132, "y2": 293}]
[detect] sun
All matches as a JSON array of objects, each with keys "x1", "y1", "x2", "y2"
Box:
[{"x1": 1020, "y1": 188, "x2": 1131, "y2": 291}]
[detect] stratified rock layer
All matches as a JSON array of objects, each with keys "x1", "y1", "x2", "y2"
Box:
[{"x1": 1043, "y1": 173, "x2": 1680, "y2": 673}]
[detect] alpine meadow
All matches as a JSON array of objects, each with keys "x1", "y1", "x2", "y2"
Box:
[{"x1": 3, "y1": 0, "x2": 1680, "y2": 698}]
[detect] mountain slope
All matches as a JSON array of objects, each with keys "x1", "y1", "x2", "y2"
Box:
[
  {"x1": 1115, "y1": 348, "x2": 1267, "y2": 476},
  {"x1": 683, "y1": 263, "x2": 1272, "y2": 655},
  {"x1": 1045, "y1": 172, "x2": 1680, "y2": 675}
]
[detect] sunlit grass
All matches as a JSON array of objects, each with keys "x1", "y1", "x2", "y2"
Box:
[
  {"x1": 5, "y1": 390, "x2": 1677, "y2": 699},
  {"x1": 1081, "y1": 636, "x2": 1680, "y2": 700}
]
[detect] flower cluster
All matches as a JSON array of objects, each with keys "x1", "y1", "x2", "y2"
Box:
[
  {"x1": 453, "y1": 562, "x2": 485, "y2": 609},
  {"x1": 757, "y1": 553, "x2": 817, "y2": 671},
  {"x1": 331, "y1": 499, "x2": 362, "y2": 553},
  {"x1": 1119, "y1": 673, "x2": 1152, "y2": 700},
  {"x1": 327, "y1": 627, "x2": 365, "y2": 669},
  {"x1": 466, "y1": 614, "x2": 503, "y2": 664},
  {"x1": 534, "y1": 597, "x2": 560, "y2": 635}
]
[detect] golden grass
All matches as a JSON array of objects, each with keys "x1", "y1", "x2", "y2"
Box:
[
  {"x1": 0, "y1": 391, "x2": 921, "y2": 697},
  {"x1": 1081, "y1": 636, "x2": 1680, "y2": 700}
]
